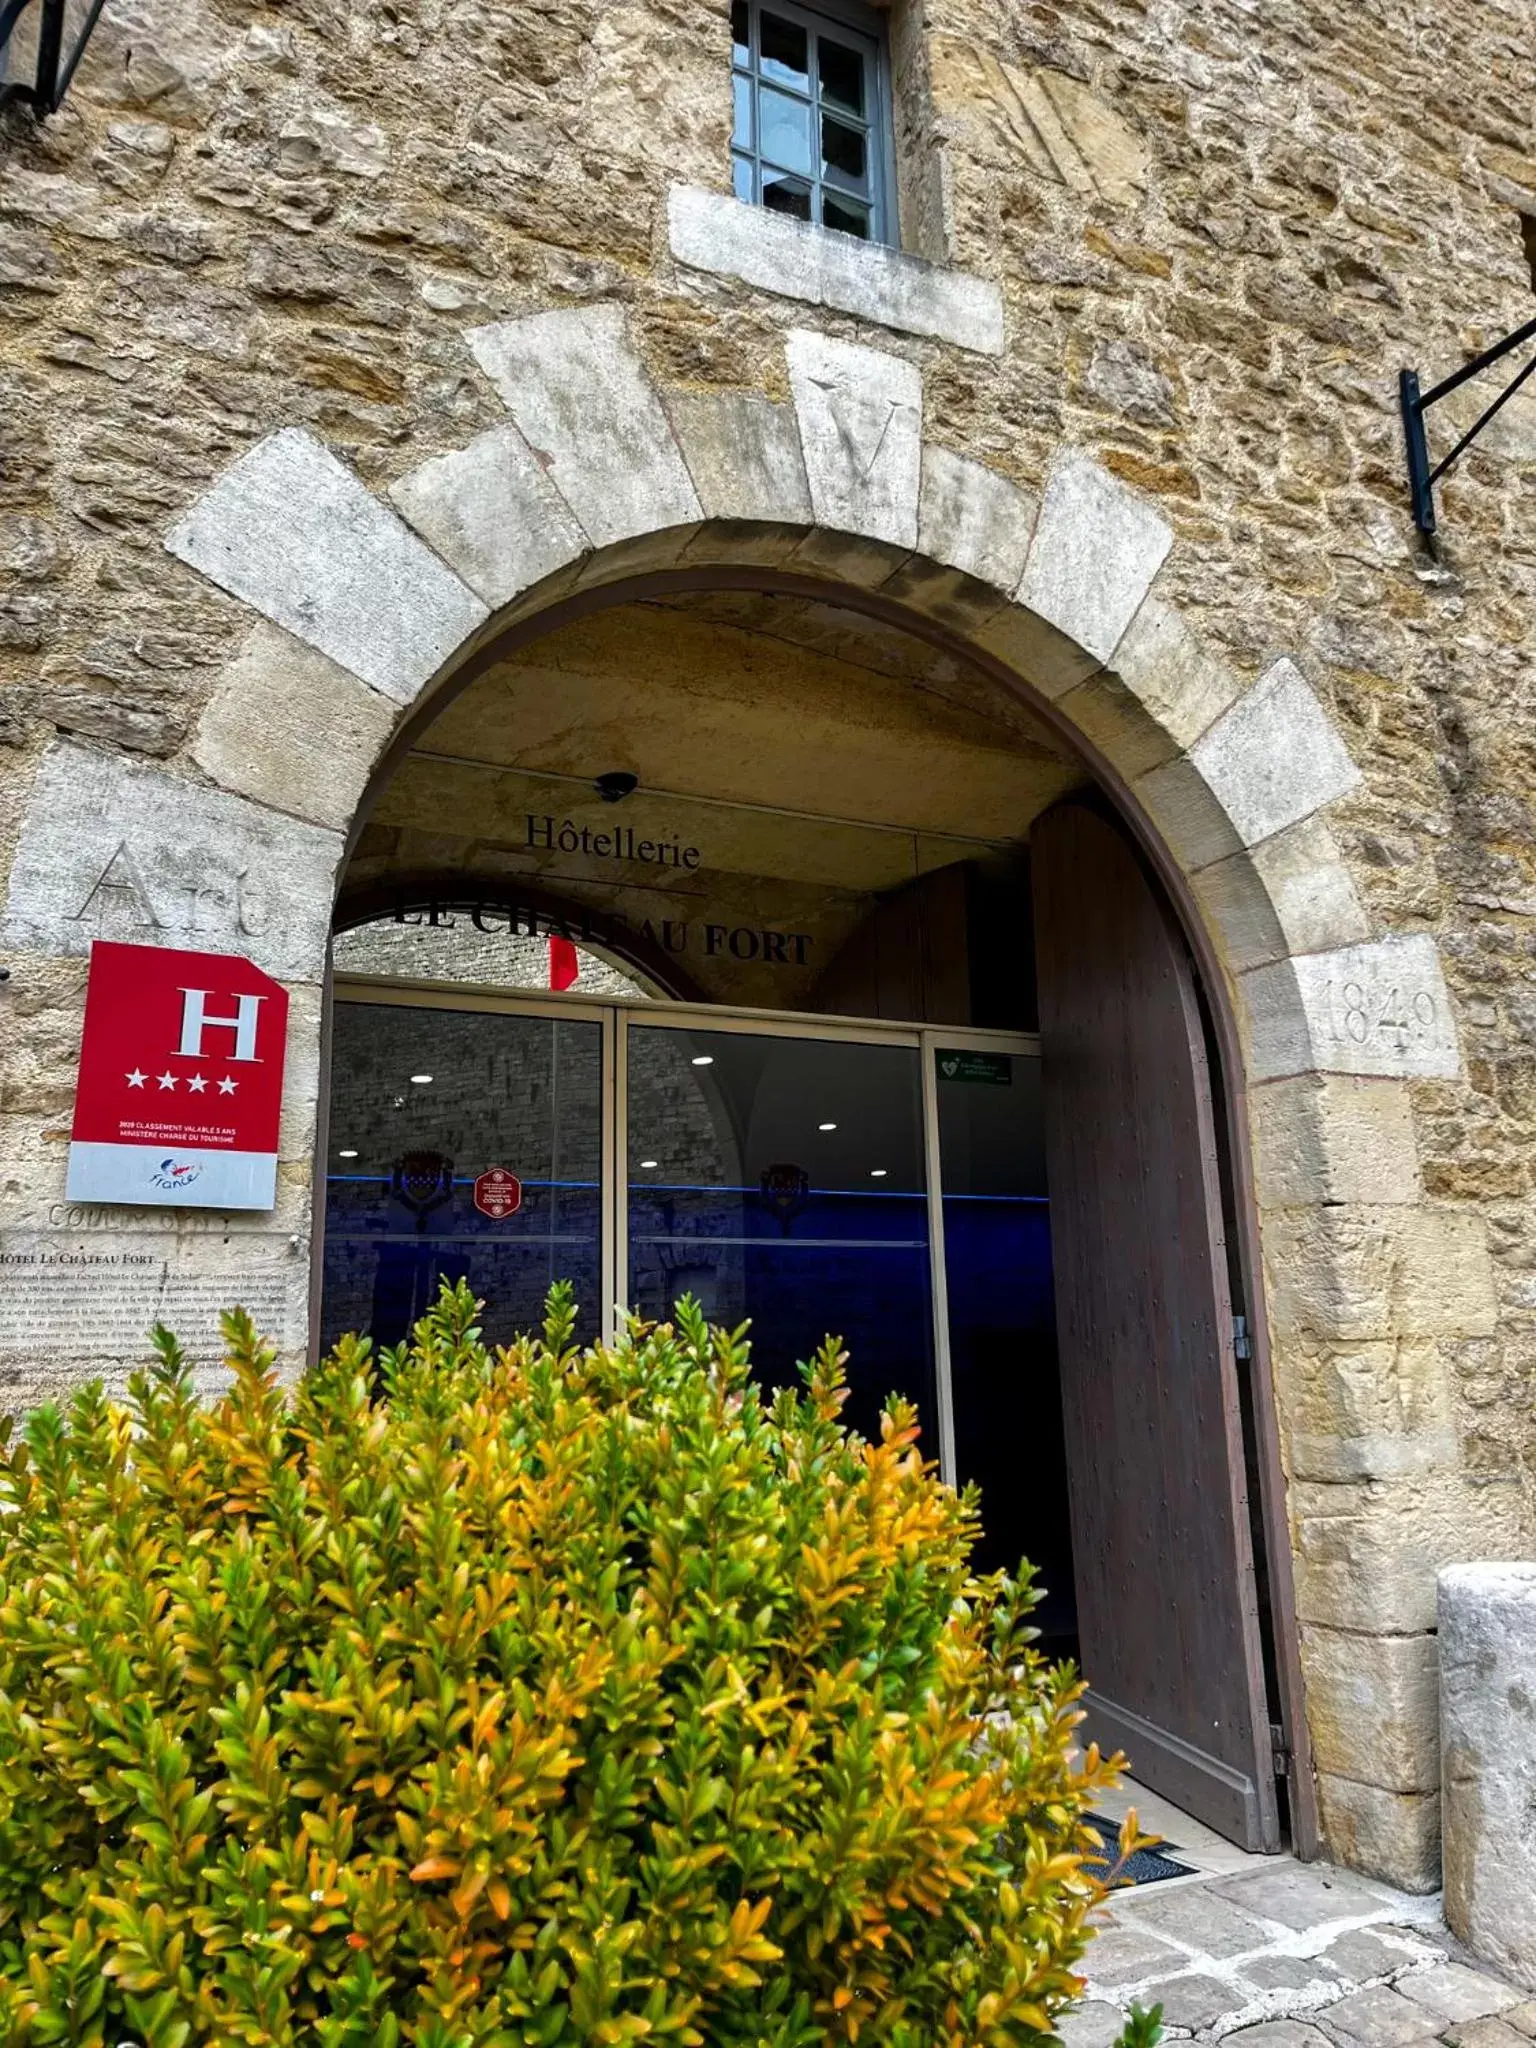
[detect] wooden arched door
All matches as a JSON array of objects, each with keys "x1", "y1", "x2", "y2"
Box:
[{"x1": 1031, "y1": 800, "x2": 1280, "y2": 1851}]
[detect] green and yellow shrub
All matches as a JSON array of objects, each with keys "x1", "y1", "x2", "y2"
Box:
[{"x1": 0, "y1": 1282, "x2": 1129, "y2": 2047}]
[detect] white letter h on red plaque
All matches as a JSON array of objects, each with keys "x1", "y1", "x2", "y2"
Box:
[{"x1": 178, "y1": 988, "x2": 264, "y2": 1062}]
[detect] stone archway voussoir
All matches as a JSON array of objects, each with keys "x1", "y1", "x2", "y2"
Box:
[
  {"x1": 784, "y1": 326, "x2": 923, "y2": 554},
  {"x1": 666, "y1": 387, "x2": 815, "y2": 566},
  {"x1": 1107, "y1": 595, "x2": 1247, "y2": 752},
  {"x1": 969, "y1": 451, "x2": 1170, "y2": 700},
  {"x1": 1187, "y1": 657, "x2": 1362, "y2": 848},
  {"x1": 1130, "y1": 658, "x2": 1360, "y2": 878},
  {"x1": 165, "y1": 427, "x2": 488, "y2": 705},
  {"x1": 875, "y1": 443, "x2": 1035, "y2": 633},
  {"x1": 466, "y1": 304, "x2": 702, "y2": 551},
  {"x1": 1014, "y1": 446, "x2": 1174, "y2": 673},
  {"x1": 1238, "y1": 934, "x2": 1462, "y2": 1085},
  {"x1": 1, "y1": 736, "x2": 344, "y2": 990},
  {"x1": 389, "y1": 421, "x2": 591, "y2": 610},
  {"x1": 191, "y1": 621, "x2": 401, "y2": 835},
  {"x1": 1193, "y1": 814, "x2": 1370, "y2": 976}
]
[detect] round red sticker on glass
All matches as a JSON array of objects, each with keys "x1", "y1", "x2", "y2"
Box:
[{"x1": 474, "y1": 1168, "x2": 522, "y2": 1219}]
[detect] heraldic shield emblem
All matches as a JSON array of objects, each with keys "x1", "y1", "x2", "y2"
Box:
[
  {"x1": 759, "y1": 1162, "x2": 810, "y2": 1236},
  {"x1": 391, "y1": 1150, "x2": 456, "y2": 1232}
]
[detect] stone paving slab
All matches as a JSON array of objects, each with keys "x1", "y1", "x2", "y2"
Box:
[
  {"x1": 1441, "y1": 2024, "x2": 1535, "y2": 2048},
  {"x1": 1208, "y1": 1865, "x2": 1406, "y2": 1933},
  {"x1": 1126, "y1": 1887, "x2": 1276, "y2": 1959},
  {"x1": 1067, "y1": 2002, "x2": 1141, "y2": 2048},
  {"x1": 1403, "y1": 1968, "x2": 1523, "y2": 2026},
  {"x1": 1143, "y1": 1976, "x2": 1251, "y2": 2032},
  {"x1": 1223, "y1": 2026, "x2": 1336, "y2": 2048},
  {"x1": 1243, "y1": 1957, "x2": 1348, "y2": 1996},
  {"x1": 1063, "y1": 1854, "x2": 1526, "y2": 2048},
  {"x1": 1087, "y1": 1924, "x2": 1191, "y2": 1985},
  {"x1": 1323, "y1": 1934, "x2": 1439, "y2": 1984},
  {"x1": 1319, "y1": 1984, "x2": 1444, "y2": 2048}
]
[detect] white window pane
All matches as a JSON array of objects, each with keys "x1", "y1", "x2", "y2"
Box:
[
  {"x1": 733, "y1": 71, "x2": 753, "y2": 150},
  {"x1": 733, "y1": 153, "x2": 755, "y2": 202},
  {"x1": 760, "y1": 85, "x2": 813, "y2": 175}
]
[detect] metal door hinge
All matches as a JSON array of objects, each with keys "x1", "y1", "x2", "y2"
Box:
[
  {"x1": 1233, "y1": 1313, "x2": 1253, "y2": 1361},
  {"x1": 1270, "y1": 1722, "x2": 1292, "y2": 1778}
]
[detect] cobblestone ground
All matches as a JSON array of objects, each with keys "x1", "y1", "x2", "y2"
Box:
[{"x1": 1068, "y1": 1792, "x2": 1530, "y2": 2048}]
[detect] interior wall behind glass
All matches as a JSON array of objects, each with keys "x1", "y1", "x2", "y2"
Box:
[
  {"x1": 322, "y1": 1004, "x2": 603, "y2": 1353},
  {"x1": 937, "y1": 1050, "x2": 1076, "y2": 1652},
  {"x1": 626, "y1": 1025, "x2": 936, "y2": 1448}
]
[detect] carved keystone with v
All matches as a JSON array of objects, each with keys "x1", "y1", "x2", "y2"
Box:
[{"x1": 785, "y1": 329, "x2": 923, "y2": 552}]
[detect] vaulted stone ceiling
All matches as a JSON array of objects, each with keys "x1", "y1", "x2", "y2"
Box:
[
  {"x1": 401, "y1": 589, "x2": 1085, "y2": 846},
  {"x1": 342, "y1": 589, "x2": 1088, "y2": 1012}
]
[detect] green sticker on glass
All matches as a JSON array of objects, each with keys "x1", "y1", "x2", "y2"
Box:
[{"x1": 935, "y1": 1049, "x2": 1012, "y2": 1086}]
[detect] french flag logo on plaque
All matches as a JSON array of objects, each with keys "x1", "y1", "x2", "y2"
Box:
[{"x1": 67, "y1": 940, "x2": 289, "y2": 1211}]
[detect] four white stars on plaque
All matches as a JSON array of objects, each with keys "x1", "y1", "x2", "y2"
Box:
[{"x1": 125, "y1": 1069, "x2": 238, "y2": 1094}]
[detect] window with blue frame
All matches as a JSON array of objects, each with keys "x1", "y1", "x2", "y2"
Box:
[{"x1": 731, "y1": 0, "x2": 895, "y2": 245}]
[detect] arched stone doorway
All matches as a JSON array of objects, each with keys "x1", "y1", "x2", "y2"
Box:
[
  {"x1": 1, "y1": 302, "x2": 1471, "y2": 1888},
  {"x1": 321, "y1": 562, "x2": 1310, "y2": 1861}
]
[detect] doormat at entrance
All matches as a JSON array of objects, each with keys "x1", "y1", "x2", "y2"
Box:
[{"x1": 1081, "y1": 1814, "x2": 1196, "y2": 1887}]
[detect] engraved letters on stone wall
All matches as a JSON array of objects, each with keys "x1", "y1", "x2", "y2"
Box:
[{"x1": 1, "y1": 740, "x2": 339, "y2": 984}]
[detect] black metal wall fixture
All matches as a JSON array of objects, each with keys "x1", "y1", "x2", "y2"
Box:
[
  {"x1": 0, "y1": 0, "x2": 107, "y2": 115},
  {"x1": 1401, "y1": 313, "x2": 1536, "y2": 537}
]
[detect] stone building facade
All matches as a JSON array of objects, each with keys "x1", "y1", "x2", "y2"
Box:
[{"x1": 3, "y1": 0, "x2": 1536, "y2": 1897}]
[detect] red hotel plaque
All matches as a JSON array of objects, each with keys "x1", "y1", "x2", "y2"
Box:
[{"x1": 67, "y1": 940, "x2": 289, "y2": 1210}]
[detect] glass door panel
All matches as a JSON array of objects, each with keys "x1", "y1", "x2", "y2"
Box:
[
  {"x1": 934, "y1": 1047, "x2": 1076, "y2": 1652},
  {"x1": 322, "y1": 1001, "x2": 604, "y2": 1353},
  {"x1": 318, "y1": 993, "x2": 1050, "y2": 1572},
  {"x1": 625, "y1": 1023, "x2": 935, "y2": 1446}
]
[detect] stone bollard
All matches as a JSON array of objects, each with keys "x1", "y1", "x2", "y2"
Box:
[{"x1": 1439, "y1": 1562, "x2": 1536, "y2": 1989}]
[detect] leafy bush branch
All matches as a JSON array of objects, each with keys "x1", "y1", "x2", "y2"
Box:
[{"x1": 0, "y1": 1281, "x2": 1144, "y2": 2046}]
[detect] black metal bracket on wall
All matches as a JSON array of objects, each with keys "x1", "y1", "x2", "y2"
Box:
[
  {"x1": 0, "y1": 0, "x2": 108, "y2": 116},
  {"x1": 1401, "y1": 312, "x2": 1536, "y2": 536}
]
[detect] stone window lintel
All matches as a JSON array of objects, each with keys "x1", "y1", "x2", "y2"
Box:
[{"x1": 666, "y1": 184, "x2": 1004, "y2": 356}]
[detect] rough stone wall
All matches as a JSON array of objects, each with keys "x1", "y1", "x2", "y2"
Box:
[
  {"x1": 897, "y1": 0, "x2": 1536, "y2": 1890},
  {"x1": 333, "y1": 917, "x2": 653, "y2": 997},
  {"x1": 2, "y1": 0, "x2": 1536, "y2": 1892}
]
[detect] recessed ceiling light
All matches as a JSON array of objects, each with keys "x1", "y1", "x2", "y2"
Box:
[
  {"x1": 410, "y1": 1073, "x2": 433, "y2": 1085},
  {"x1": 691, "y1": 1055, "x2": 714, "y2": 1067},
  {"x1": 338, "y1": 1149, "x2": 358, "y2": 1159},
  {"x1": 870, "y1": 1168, "x2": 887, "y2": 1178},
  {"x1": 640, "y1": 1159, "x2": 659, "y2": 1169},
  {"x1": 818, "y1": 1121, "x2": 837, "y2": 1132}
]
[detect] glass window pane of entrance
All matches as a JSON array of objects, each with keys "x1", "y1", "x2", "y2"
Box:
[
  {"x1": 627, "y1": 1026, "x2": 934, "y2": 1446},
  {"x1": 936, "y1": 1048, "x2": 1076, "y2": 1653},
  {"x1": 322, "y1": 1003, "x2": 603, "y2": 1354}
]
